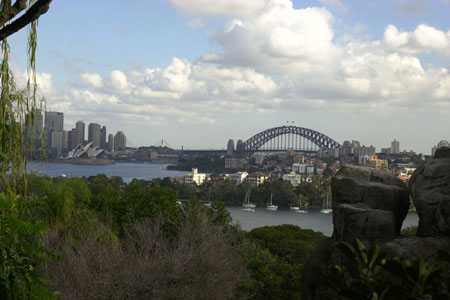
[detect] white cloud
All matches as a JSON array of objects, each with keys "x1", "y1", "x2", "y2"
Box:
[
  {"x1": 42, "y1": 0, "x2": 450, "y2": 138},
  {"x1": 111, "y1": 70, "x2": 128, "y2": 90},
  {"x1": 81, "y1": 72, "x2": 103, "y2": 88},
  {"x1": 383, "y1": 24, "x2": 450, "y2": 55},
  {"x1": 212, "y1": 4, "x2": 340, "y2": 75}
]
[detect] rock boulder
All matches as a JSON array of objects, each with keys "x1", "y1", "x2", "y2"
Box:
[
  {"x1": 332, "y1": 165, "x2": 409, "y2": 242},
  {"x1": 410, "y1": 147, "x2": 450, "y2": 236}
]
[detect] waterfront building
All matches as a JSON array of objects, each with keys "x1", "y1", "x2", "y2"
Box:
[
  {"x1": 225, "y1": 157, "x2": 247, "y2": 170},
  {"x1": 45, "y1": 111, "x2": 64, "y2": 132},
  {"x1": 282, "y1": 171, "x2": 303, "y2": 187},
  {"x1": 391, "y1": 139, "x2": 400, "y2": 154},
  {"x1": 51, "y1": 130, "x2": 64, "y2": 157},
  {"x1": 184, "y1": 168, "x2": 207, "y2": 186},
  {"x1": 107, "y1": 134, "x2": 114, "y2": 152},
  {"x1": 381, "y1": 147, "x2": 391, "y2": 154},
  {"x1": 75, "y1": 121, "x2": 85, "y2": 144},
  {"x1": 45, "y1": 111, "x2": 64, "y2": 147},
  {"x1": 367, "y1": 154, "x2": 389, "y2": 170},
  {"x1": 246, "y1": 173, "x2": 268, "y2": 187},
  {"x1": 88, "y1": 123, "x2": 101, "y2": 148},
  {"x1": 24, "y1": 109, "x2": 43, "y2": 150},
  {"x1": 226, "y1": 139, "x2": 235, "y2": 156},
  {"x1": 292, "y1": 163, "x2": 315, "y2": 175},
  {"x1": 100, "y1": 126, "x2": 107, "y2": 149},
  {"x1": 114, "y1": 131, "x2": 127, "y2": 151},
  {"x1": 68, "y1": 128, "x2": 79, "y2": 150},
  {"x1": 62, "y1": 130, "x2": 69, "y2": 152},
  {"x1": 228, "y1": 172, "x2": 248, "y2": 185}
]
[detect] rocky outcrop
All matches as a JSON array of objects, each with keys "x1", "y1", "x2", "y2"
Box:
[
  {"x1": 331, "y1": 165, "x2": 410, "y2": 242},
  {"x1": 410, "y1": 146, "x2": 450, "y2": 236},
  {"x1": 302, "y1": 149, "x2": 450, "y2": 300}
]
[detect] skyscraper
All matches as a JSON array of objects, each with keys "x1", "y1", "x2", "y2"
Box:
[
  {"x1": 68, "y1": 128, "x2": 79, "y2": 150},
  {"x1": 75, "y1": 121, "x2": 85, "y2": 144},
  {"x1": 114, "y1": 131, "x2": 126, "y2": 152},
  {"x1": 51, "y1": 131, "x2": 64, "y2": 157},
  {"x1": 107, "y1": 134, "x2": 114, "y2": 152},
  {"x1": 100, "y1": 126, "x2": 107, "y2": 149},
  {"x1": 391, "y1": 139, "x2": 400, "y2": 154},
  {"x1": 25, "y1": 109, "x2": 43, "y2": 144},
  {"x1": 45, "y1": 111, "x2": 64, "y2": 132},
  {"x1": 88, "y1": 123, "x2": 101, "y2": 148},
  {"x1": 45, "y1": 111, "x2": 64, "y2": 152}
]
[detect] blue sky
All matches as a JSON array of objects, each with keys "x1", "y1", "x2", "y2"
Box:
[{"x1": 8, "y1": 0, "x2": 450, "y2": 153}]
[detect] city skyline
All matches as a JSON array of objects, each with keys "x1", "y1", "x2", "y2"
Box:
[{"x1": 8, "y1": 0, "x2": 450, "y2": 153}]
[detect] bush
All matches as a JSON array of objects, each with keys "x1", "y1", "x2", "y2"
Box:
[{"x1": 0, "y1": 193, "x2": 54, "y2": 300}]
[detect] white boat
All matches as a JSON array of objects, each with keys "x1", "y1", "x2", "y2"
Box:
[
  {"x1": 242, "y1": 207, "x2": 255, "y2": 212},
  {"x1": 204, "y1": 202, "x2": 212, "y2": 208},
  {"x1": 292, "y1": 196, "x2": 309, "y2": 213},
  {"x1": 266, "y1": 193, "x2": 278, "y2": 211},
  {"x1": 242, "y1": 189, "x2": 256, "y2": 212},
  {"x1": 320, "y1": 186, "x2": 333, "y2": 214}
]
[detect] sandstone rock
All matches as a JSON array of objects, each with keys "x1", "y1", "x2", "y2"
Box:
[
  {"x1": 333, "y1": 203, "x2": 396, "y2": 242},
  {"x1": 383, "y1": 236, "x2": 450, "y2": 260},
  {"x1": 332, "y1": 165, "x2": 410, "y2": 241},
  {"x1": 410, "y1": 152, "x2": 450, "y2": 236}
]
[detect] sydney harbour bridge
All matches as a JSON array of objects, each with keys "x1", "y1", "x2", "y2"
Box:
[
  {"x1": 241, "y1": 125, "x2": 340, "y2": 153},
  {"x1": 181, "y1": 125, "x2": 341, "y2": 155}
]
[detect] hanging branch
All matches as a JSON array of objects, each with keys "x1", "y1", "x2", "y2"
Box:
[{"x1": 0, "y1": 0, "x2": 52, "y2": 41}]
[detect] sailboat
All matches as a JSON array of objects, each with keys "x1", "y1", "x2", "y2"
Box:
[
  {"x1": 242, "y1": 189, "x2": 256, "y2": 212},
  {"x1": 290, "y1": 196, "x2": 301, "y2": 212},
  {"x1": 297, "y1": 196, "x2": 309, "y2": 214},
  {"x1": 266, "y1": 193, "x2": 278, "y2": 211},
  {"x1": 320, "y1": 186, "x2": 333, "y2": 214}
]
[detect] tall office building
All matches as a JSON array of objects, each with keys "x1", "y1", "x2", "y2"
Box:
[
  {"x1": 114, "y1": 131, "x2": 126, "y2": 152},
  {"x1": 226, "y1": 139, "x2": 235, "y2": 156},
  {"x1": 25, "y1": 109, "x2": 43, "y2": 143},
  {"x1": 107, "y1": 134, "x2": 114, "y2": 152},
  {"x1": 75, "y1": 121, "x2": 85, "y2": 144},
  {"x1": 88, "y1": 123, "x2": 101, "y2": 148},
  {"x1": 51, "y1": 131, "x2": 64, "y2": 157},
  {"x1": 100, "y1": 126, "x2": 107, "y2": 149},
  {"x1": 391, "y1": 139, "x2": 400, "y2": 154},
  {"x1": 62, "y1": 130, "x2": 69, "y2": 152},
  {"x1": 68, "y1": 128, "x2": 79, "y2": 150},
  {"x1": 45, "y1": 112, "x2": 64, "y2": 132},
  {"x1": 45, "y1": 111, "x2": 64, "y2": 152}
]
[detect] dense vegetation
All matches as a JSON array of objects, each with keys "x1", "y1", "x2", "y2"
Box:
[
  {"x1": 1, "y1": 174, "x2": 326, "y2": 299},
  {"x1": 164, "y1": 176, "x2": 330, "y2": 209},
  {"x1": 167, "y1": 155, "x2": 225, "y2": 173}
]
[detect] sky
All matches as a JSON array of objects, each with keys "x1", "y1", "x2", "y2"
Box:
[{"x1": 8, "y1": 0, "x2": 450, "y2": 153}]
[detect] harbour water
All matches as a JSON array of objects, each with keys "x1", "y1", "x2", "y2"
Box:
[
  {"x1": 27, "y1": 162, "x2": 419, "y2": 236},
  {"x1": 27, "y1": 161, "x2": 189, "y2": 183},
  {"x1": 227, "y1": 207, "x2": 419, "y2": 236}
]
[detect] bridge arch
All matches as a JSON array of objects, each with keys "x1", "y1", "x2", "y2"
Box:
[{"x1": 243, "y1": 126, "x2": 340, "y2": 153}]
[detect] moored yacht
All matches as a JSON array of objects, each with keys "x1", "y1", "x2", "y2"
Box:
[
  {"x1": 266, "y1": 193, "x2": 278, "y2": 211},
  {"x1": 320, "y1": 186, "x2": 333, "y2": 214},
  {"x1": 242, "y1": 189, "x2": 256, "y2": 212}
]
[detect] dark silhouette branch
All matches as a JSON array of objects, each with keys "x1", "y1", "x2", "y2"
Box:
[
  {"x1": 0, "y1": 0, "x2": 52, "y2": 41},
  {"x1": 0, "y1": 1, "x2": 28, "y2": 27}
]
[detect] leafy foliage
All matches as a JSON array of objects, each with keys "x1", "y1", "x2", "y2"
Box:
[
  {"x1": 0, "y1": 193, "x2": 54, "y2": 300},
  {"x1": 329, "y1": 239, "x2": 450, "y2": 300}
]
